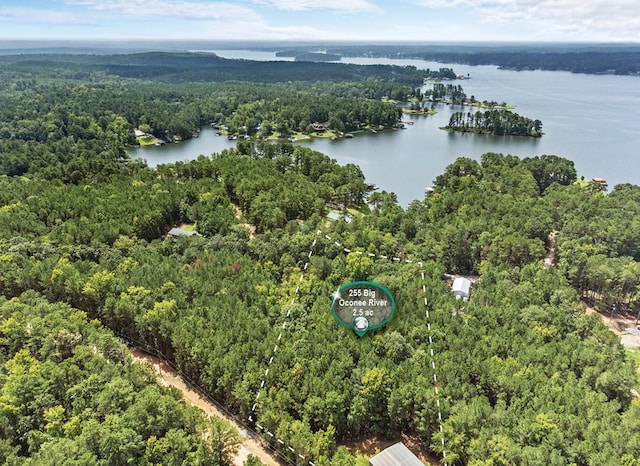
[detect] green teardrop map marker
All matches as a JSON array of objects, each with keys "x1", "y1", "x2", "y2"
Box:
[{"x1": 331, "y1": 281, "x2": 396, "y2": 336}]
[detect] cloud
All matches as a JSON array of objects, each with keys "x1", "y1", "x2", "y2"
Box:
[
  {"x1": 198, "y1": 20, "x2": 341, "y2": 41},
  {"x1": 252, "y1": 0, "x2": 379, "y2": 13},
  {"x1": 0, "y1": 7, "x2": 92, "y2": 24},
  {"x1": 64, "y1": 0, "x2": 261, "y2": 21},
  {"x1": 417, "y1": 0, "x2": 640, "y2": 41},
  {"x1": 61, "y1": 0, "x2": 380, "y2": 40}
]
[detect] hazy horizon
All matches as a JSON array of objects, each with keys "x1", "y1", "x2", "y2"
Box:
[{"x1": 1, "y1": 39, "x2": 638, "y2": 55}]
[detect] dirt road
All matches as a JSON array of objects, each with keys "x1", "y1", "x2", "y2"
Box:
[{"x1": 129, "y1": 348, "x2": 284, "y2": 466}]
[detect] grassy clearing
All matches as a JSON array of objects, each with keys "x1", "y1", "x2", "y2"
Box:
[
  {"x1": 265, "y1": 132, "x2": 304, "y2": 141},
  {"x1": 311, "y1": 129, "x2": 340, "y2": 139},
  {"x1": 347, "y1": 206, "x2": 368, "y2": 217}
]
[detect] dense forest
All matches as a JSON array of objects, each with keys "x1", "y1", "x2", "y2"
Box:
[
  {"x1": 0, "y1": 292, "x2": 241, "y2": 465},
  {"x1": 0, "y1": 53, "x2": 639, "y2": 466},
  {"x1": 0, "y1": 53, "x2": 425, "y2": 148},
  {"x1": 0, "y1": 52, "x2": 427, "y2": 85}
]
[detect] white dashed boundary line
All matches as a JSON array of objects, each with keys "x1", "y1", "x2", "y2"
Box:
[{"x1": 249, "y1": 230, "x2": 448, "y2": 466}]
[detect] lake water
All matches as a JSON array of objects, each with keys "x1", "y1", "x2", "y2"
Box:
[{"x1": 130, "y1": 50, "x2": 640, "y2": 207}]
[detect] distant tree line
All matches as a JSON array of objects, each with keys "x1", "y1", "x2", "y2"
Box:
[
  {"x1": 416, "y1": 50, "x2": 640, "y2": 75},
  {"x1": 272, "y1": 44, "x2": 640, "y2": 76}
]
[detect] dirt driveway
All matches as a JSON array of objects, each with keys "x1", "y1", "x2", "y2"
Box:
[{"x1": 129, "y1": 348, "x2": 284, "y2": 466}]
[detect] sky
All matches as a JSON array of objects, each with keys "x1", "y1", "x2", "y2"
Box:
[{"x1": 1, "y1": 0, "x2": 639, "y2": 43}]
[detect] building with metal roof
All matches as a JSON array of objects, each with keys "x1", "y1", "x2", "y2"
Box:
[
  {"x1": 167, "y1": 227, "x2": 198, "y2": 237},
  {"x1": 452, "y1": 276, "x2": 472, "y2": 301},
  {"x1": 369, "y1": 442, "x2": 424, "y2": 466}
]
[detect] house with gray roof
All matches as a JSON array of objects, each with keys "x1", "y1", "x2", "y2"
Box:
[{"x1": 369, "y1": 443, "x2": 424, "y2": 466}]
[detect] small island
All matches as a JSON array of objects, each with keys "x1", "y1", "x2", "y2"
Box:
[{"x1": 442, "y1": 109, "x2": 543, "y2": 137}]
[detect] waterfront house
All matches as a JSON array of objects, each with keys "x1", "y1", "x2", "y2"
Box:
[{"x1": 311, "y1": 122, "x2": 326, "y2": 132}]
